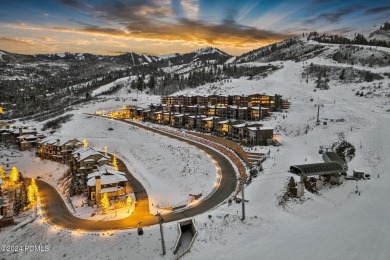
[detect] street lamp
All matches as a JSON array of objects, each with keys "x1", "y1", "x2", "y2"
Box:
[{"x1": 156, "y1": 212, "x2": 166, "y2": 255}]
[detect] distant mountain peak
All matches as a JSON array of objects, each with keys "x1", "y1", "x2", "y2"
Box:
[
  {"x1": 379, "y1": 21, "x2": 390, "y2": 31},
  {"x1": 194, "y1": 47, "x2": 228, "y2": 56},
  {"x1": 369, "y1": 21, "x2": 390, "y2": 41}
]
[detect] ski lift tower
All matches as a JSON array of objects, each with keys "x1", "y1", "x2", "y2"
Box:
[{"x1": 314, "y1": 103, "x2": 324, "y2": 125}]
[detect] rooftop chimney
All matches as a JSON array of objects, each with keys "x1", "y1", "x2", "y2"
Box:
[{"x1": 56, "y1": 139, "x2": 60, "y2": 146}]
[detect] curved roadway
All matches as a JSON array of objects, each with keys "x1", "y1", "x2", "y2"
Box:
[{"x1": 37, "y1": 115, "x2": 237, "y2": 231}]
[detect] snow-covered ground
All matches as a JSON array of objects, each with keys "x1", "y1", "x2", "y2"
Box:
[
  {"x1": 91, "y1": 76, "x2": 137, "y2": 97},
  {"x1": 1, "y1": 49, "x2": 390, "y2": 260},
  {"x1": 0, "y1": 148, "x2": 68, "y2": 185},
  {"x1": 0, "y1": 50, "x2": 5, "y2": 61},
  {"x1": 70, "y1": 193, "x2": 136, "y2": 221}
]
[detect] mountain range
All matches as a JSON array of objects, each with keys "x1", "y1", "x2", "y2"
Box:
[{"x1": 0, "y1": 23, "x2": 389, "y2": 121}]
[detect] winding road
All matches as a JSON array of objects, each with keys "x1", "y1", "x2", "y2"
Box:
[{"x1": 36, "y1": 115, "x2": 238, "y2": 231}]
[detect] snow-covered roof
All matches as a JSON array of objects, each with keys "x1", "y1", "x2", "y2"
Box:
[
  {"x1": 202, "y1": 117, "x2": 218, "y2": 121},
  {"x1": 87, "y1": 170, "x2": 127, "y2": 186},
  {"x1": 217, "y1": 120, "x2": 229, "y2": 124},
  {"x1": 18, "y1": 135, "x2": 38, "y2": 140},
  {"x1": 39, "y1": 136, "x2": 78, "y2": 146},
  {"x1": 232, "y1": 123, "x2": 246, "y2": 128},
  {"x1": 99, "y1": 186, "x2": 124, "y2": 194},
  {"x1": 98, "y1": 157, "x2": 109, "y2": 162},
  {"x1": 12, "y1": 129, "x2": 36, "y2": 135},
  {"x1": 72, "y1": 146, "x2": 108, "y2": 162}
]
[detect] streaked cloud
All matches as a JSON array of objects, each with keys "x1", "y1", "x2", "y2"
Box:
[
  {"x1": 323, "y1": 27, "x2": 356, "y2": 34},
  {"x1": 4, "y1": 15, "x2": 290, "y2": 50},
  {"x1": 0, "y1": 0, "x2": 388, "y2": 55},
  {"x1": 364, "y1": 5, "x2": 390, "y2": 15},
  {"x1": 303, "y1": 5, "x2": 364, "y2": 24},
  {"x1": 0, "y1": 37, "x2": 35, "y2": 45},
  {"x1": 181, "y1": 0, "x2": 199, "y2": 20}
]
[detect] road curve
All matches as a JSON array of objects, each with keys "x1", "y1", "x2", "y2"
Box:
[{"x1": 36, "y1": 115, "x2": 237, "y2": 231}]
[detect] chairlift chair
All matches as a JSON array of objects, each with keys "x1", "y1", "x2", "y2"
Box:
[{"x1": 319, "y1": 145, "x2": 324, "y2": 154}]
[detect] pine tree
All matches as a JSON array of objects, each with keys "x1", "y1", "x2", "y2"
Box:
[
  {"x1": 100, "y1": 193, "x2": 110, "y2": 213},
  {"x1": 20, "y1": 184, "x2": 28, "y2": 208},
  {"x1": 130, "y1": 80, "x2": 137, "y2": 89},
  {"x1": 69, "y1": 175, "x2": 82, "y2": 196},
  {"x1": 10, "y1": 166, "x2": 19, "y2": 184},
  {"x1": 0, "y1": 165, "x2": 5, "y2": 179},
  {"x1": 126, "y1": 194, "x2": 132, "y2": 213},
  {"x1": 339, "y1": 69, "x2": 345, "y2": 80},
  {"x1": 137, "y1": 76, "x2": 144, "y2": 91},
  {"x1": 13, "y1": 190, "x2": 23, "y2": 215},
  {"x1": 148, "y1": 75, "x2": 155, "y2": 89},
  {"x1": 28, "y1": 178, "x2": 39, "y2": 205},
  {"x1": 27, "y1": 186, "x2": 35, "y2": 205}
]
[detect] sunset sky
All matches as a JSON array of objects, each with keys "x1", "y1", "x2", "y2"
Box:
[{"x1": 0, "y1": 0, "x2": 389, "y2": 55}]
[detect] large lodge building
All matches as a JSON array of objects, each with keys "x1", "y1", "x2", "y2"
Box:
[
  {"x1": 103, "y1": 94, "x2": 288, "y2": 146},
  {"x1": 161, "y1": 94, "x2": 284, "y2": 109}
]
